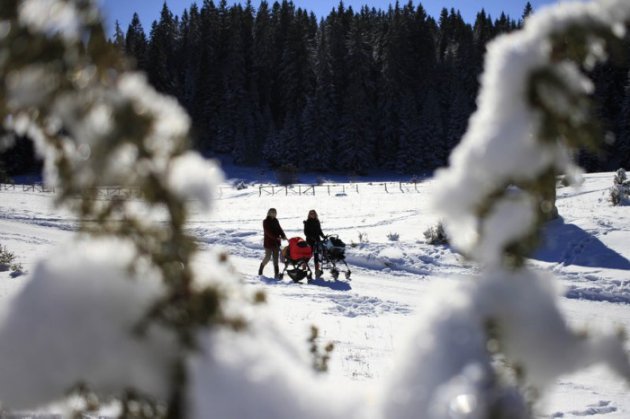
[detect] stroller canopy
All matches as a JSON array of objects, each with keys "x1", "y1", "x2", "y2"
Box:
[{"x1": 287, "y1": 237, "x2": 313, "y2": 261}]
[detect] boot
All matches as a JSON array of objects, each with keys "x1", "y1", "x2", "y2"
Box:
[
  {"x1": 315, "y1": 263, "x2": 322, "y2": 278},
  {"x1": 274, "y1": 265, "x2": 280, "y2": 279},
  {"x1": 258, "y1": 263, "x2": 264, "y2": 276}
]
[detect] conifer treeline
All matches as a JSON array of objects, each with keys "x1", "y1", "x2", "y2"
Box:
[{"x1": 112, "y1": 0, "x2": 629, "y2": 175}]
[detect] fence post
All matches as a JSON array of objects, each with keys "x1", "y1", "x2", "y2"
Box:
[
  {"x1": 328, "y1": 185, "x2": 330, "y2": 195},
  {"x1": 384, "y1": 183, "x2": 388, "y2": 193},
  {"x1": 285, "y1": 186, "x2": 288, "y2": 196},
  {"x1": 259, "y1": 185, "x2": 262, "y2": 197},
  {"x1": 400, "y1": 182, "x2": 404, "y2": 193}
]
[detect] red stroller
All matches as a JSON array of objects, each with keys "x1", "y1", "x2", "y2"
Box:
[{"x1": 280, "y1": 237, "x2": 313, "y2": 282}]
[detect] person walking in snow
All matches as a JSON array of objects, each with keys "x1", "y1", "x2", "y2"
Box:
[
  {"x1": 304, "y1": 209, "x2": 325, "y2": 278},
  {"x1": 259, "y1": 208, "x2": 287, "y2": 278}
]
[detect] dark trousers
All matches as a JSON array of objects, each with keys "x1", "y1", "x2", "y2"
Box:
[
  {"x1": 307, "y1": 239, "x2": 321, "y2": 266},
  {"x1": 261, "y1": 246, "x2": 279, "y2": 270}
]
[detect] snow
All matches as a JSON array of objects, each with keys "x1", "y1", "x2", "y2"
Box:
[
  {"x1": 18, "y1": 0, "x2": 81, "y2": 42},
  {"x1": 168, "y1": 152, "x2": 223, "y2": 211},
  {"x1": 0, "y1": 171, "x2": 629, "y2": 417},
  {"x1": 0, "y1": 237, "x2": 178, "y2": 409}
]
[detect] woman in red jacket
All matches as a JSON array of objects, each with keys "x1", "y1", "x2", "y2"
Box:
[{"x1": 258, "y1": 208, "x2": 287, "y2": 278}]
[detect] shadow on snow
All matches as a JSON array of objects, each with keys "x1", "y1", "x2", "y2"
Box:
[
  {"x1": 255, "y1": 275, "x2": 351, "y2": 291},
  {"x1": 533, "y1": 217, "x2": 630, "y2": 270}
]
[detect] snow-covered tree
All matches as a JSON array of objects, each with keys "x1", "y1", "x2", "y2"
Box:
[
  {"x1": 610, "y1": 168, "x2": 629, "y2": 205},
  {"x1": 338, "y1": 18, "x2": 376, "y2": 175},
  {"x1": 0, "y1": 0, "x2": 231, "y2": 415},
  {"x1": 427, "y1": 0, "x2": 630, "y2": 416}
]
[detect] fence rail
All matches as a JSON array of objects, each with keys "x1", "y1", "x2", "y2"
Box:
[
  {"x1": 1, "y1": 183, "x2": 55, "y2": 193},
  {"x1": 258, "y1": 182, "x2": 422, "y2": 196},
  {"x1": 0, "y1": 183, "x2": 141, "y2": 199},
  {"x1": 1, "y1": 181, "x2": 424, "y2": 199}
]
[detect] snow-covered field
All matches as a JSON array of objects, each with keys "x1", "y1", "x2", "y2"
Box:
[{"x1": 0, "y1": 172, "x2": 629, "y2": 417}]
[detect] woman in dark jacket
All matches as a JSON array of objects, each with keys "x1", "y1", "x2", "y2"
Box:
[
  {"x1": 303, "y1": 209, "x2": 325, "y2": 277},
  {"x1": 259, "y1": 208, "x2": 287, "y2": 278}
]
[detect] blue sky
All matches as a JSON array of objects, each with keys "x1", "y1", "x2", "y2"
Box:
[{"x1": 100, "y1": 0, "x2": 561, "y2": 35}]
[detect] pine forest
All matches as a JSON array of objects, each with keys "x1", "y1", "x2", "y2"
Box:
[{"x1": 3, "y1": 0, "x2": 630, "y2": 177}]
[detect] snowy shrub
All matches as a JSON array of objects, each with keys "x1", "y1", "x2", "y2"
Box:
[
  {"x1": 350, "y1": 231, "x2": 369, "y2": 248},
  {"x1": 387, "y1": 232, "x2": 400, "y2": 242},
  {"x1": 557, "y1": 175, "x2": 570, "y2": 188},
  {"x1": 349, "y1": 232, "x2": 369, "y2": 248},
  {"x1": 614, "y1": 168, "x2": 627, "y2": 185},
  {"x1": 610, "y1": 184, "x2": 626, "y2": 206},
  {"x1": 610, "y1": 169, "x2": 630, "y2": 206},
  {"x1": 0, "y1": 244, "x2": 22, "y2": 274},
  {"x1": 308, "y1": 326, "x2": 335, "y2": 373},
  {"x1": 233, "y1": 180, "x2": 248, "y2": 190},
  {"x1": 276, "y1": 163, "x2": 298, "y2": 185},
  {"x1": 423, "y1": 222, "x2": 448, "y2": 245}
]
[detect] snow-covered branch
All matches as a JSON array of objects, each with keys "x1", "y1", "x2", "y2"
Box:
[{"x1": 426, "y1": 0, "x2": 630, "y2": 416}]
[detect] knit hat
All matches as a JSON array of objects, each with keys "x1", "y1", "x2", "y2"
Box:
[{"x1": 267, "y1": 208, "x2": 277, "y2": 217}]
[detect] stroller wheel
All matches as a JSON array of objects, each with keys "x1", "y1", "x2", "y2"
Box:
[
  {"x1": 345, "y1": 270, "x2": 351, "y2": 280},
  {"x1": 331, "y1": 269, "x2": 339, "y2": 280}
]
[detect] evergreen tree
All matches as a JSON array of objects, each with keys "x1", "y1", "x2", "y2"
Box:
[
  {"x1": 615, "y1": 70, "x2": 630, "y2": 169},
  {"x1": 146, "y1": 3, "x2": 179, "y2": 95},
  {"x1": 191, "y1": 0, "x2": 224, "y2": 150},
  {"x1": 338, "y1": 18, "x2": 376, "y2": 174},
  {"x1": 278, "y1": 8, "x2": 314, "y2": 124},
  {"x1": 418, "y1": 87, "x2": 444, "y2": 171},
  {"x1": 228, "y1": 2, "x2": 265, "y2": 163},
  {"x1": 522, "y1": 2, "x2": 534, "y2": 24},
  {"x1": 125, "y1": 13, "x2": 147, "y2": 70},
  {"x1": 592, "y1": 60, "x2": 629, "y2": 169},
  {"x1": 253, "y1": 1, "x2": 273, "y2": 116},
  {"x1": 177, "y1": 5, "x2": 202, "y2": 115},
  {"x1": 396, "y1": 93, "x2": 423, "y2": 174},
  {"x1": 112, "y1": 20, "x2": 125, "y2": 51},
  {"x1": 300, "y1": 27, "x2": 336, "y2": 171},
  {"x1": 374, "y1": 2, "x2": 405, "y2": 168},
  {"x1": 326, "y1": 2, "x2": 352, "y2": 119}
]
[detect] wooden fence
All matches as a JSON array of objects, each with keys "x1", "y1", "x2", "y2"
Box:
[
  {"x1": 1, "y1": 182, "x2": 424, "y2": 199},
  {"x1": 258, "y1": 182, "x2": 422, "y2": 196},
  {"x1": 1, "y1": 183, "x2": 55, "y2": 193},
  {"x1": 0, "y1": 183, "x2": 143, "y2": 200}
]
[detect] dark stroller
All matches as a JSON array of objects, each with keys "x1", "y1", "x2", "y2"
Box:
[
  {"x1": 316, "y1": 235, "x2": 351, "y2": 280},
  {"x1": 280, "y1": 237, "x2": 314, "y2": 282}
]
